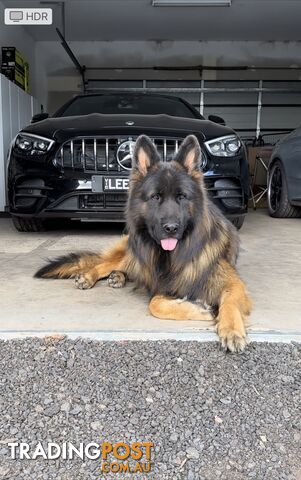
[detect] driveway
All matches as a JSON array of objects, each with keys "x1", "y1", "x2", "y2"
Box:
[{"x1": 0, "y1": 210, "x2": 300, "y2": 341}]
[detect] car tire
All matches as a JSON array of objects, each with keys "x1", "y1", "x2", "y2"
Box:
[
  {"x1": 267, "y1": 160, "x2": 301, "y2": 218},
  {"x1": 231, "y1": 216, "x2": 245, "y2": 230},
  {"x1": 12, "y1": 216, "x2": 47, "y2": 232}
]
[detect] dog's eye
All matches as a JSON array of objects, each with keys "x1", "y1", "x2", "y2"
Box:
[
  {"x1": 151, "y1": 193, "x2": 161, "y2": 201},
  {"x1": 177, "y1": 193, "x2": 187, "y2": 200}
]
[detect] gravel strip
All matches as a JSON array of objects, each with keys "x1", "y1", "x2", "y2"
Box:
[{"x1": 0, "y1": 338, "x2": 300, "y2": 480}]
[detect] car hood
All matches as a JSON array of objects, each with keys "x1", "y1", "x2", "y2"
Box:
[{"x1": 21, "y1": 113, "x2": 235, "y2": 143}]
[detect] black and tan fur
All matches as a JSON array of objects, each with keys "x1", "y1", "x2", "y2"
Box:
[{"x1": 35, "y1": 135, "x2": 252, "y2": 352}]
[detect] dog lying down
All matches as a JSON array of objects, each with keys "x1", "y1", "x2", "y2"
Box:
[{"x1": 35, "y1": 135, "x2": 252, "y2": 352}]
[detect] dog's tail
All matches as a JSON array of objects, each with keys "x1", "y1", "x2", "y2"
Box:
[{"x1": 34, "y1": 252, "x2": 102, "y2": 279}]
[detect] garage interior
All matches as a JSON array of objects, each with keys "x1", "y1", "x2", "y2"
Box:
[{"x1": 0, "y1": 0, "x2": 300, "y2": 340}]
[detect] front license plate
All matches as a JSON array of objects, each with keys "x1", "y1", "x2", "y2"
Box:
[{"x1": 92, "y1": 176, "x2": 129, "y2": 192}]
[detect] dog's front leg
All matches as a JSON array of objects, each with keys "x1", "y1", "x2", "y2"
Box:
[
  {"x1": 149, "y1": 295, "x2": 213, "y2": 321},
  {"x1": 75, "y1": 236, "x2": 129, "y2": 289},
  {"x1": 216, "y1": 261, "x2": 252, "y2": 352}
]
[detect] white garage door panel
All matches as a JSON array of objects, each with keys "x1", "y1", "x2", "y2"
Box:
[
  {"x1": 264, "y1": 92, "x2": 301, "y2": 105},
  {"x1": 261, "y1": 107, "x2": 301, "y2": 130},
  {"x1": 205, "y1": 92, "x2": 257, "y2": 105},
  {"x1": 148, "y1": 81, "x2": 202, "y2": 107},
  {"x1": 204, "y1": 106, "x2": 257, "y2": 130}
]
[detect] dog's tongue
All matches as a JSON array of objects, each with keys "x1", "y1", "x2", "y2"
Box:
[{"x1": 160, "y1": 238, "x2": 178, "y2": 251}]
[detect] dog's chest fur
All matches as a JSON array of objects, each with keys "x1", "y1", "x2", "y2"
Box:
[{"x1": 128, "y1": 247, "x2": 210, "y2": 302}]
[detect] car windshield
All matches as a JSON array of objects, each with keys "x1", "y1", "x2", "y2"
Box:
[{"x1": 57, "y1": 94, "x2": 199, "y2": 119}]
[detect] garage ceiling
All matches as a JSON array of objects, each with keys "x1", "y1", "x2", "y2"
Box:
[{"x1": 3, "y1": 0, "x2": 301, "y2": 42}]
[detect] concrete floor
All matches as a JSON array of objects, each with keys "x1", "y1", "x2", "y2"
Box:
[{"x1": 0, "y1": 210, "x2": 300, "y2": 341}]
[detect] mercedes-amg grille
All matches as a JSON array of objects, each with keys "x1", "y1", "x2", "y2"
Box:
[{"x1": 54, "y1": 136, "x2": 184, "y2": 172}]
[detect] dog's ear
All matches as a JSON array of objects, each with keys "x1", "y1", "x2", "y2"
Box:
[
  {"x1": 133, "y1": 135, "x2": 160, "y2": 176},
  {"x1": 174, "y1": 135, "x2": 202, "y2": 174}
]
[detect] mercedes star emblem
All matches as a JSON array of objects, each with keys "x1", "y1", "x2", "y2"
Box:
[{"x1": 116, "y1": 140, "x2": 136, "y2": 170}]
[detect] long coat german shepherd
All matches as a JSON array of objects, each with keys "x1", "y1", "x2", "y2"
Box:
[{"x1": 35, "y1": 135, "x2": 252, "y2": 352}]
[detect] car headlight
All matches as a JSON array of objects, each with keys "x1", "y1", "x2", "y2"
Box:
[
  {"x1": 15, "y1": 133, "x2": 54, "y2": 154},
  {"x1": 205, "y1": 135, "x2": 241, "y2": 157}
]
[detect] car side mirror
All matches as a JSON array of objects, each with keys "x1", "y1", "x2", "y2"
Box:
[
  {"x1": 31, "y1": 113, "x2": 49, "y2": 123},
  {"x1": 208, "y1": 115, "x2": 226, "y2": 126}
]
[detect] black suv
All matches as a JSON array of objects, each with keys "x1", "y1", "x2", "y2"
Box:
[{"x1": 8, "y1": 92, "x2": 249, "y2": 231}]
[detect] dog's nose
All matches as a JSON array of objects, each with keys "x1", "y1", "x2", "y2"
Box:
[{"x1": 163, "y1": 223, "x2": 179, "y2": 234}]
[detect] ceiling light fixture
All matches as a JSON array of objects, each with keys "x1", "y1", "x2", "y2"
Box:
[{"x1": 152, "y1": 0, "x2": 231, "y2": 6}]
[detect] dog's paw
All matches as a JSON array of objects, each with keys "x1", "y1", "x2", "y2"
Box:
[
  {"x1": 74, "y1": 273, "x2": 94, "y2": 290},
  {"x1": 217, "y1": 325, "x2": 247, "y2": 353},
  {"x1": 108, "y1": 270, "x2": 126, "y2": 288}
]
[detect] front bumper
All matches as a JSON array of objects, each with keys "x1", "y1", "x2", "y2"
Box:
[
  {"x1": 8, "y1": 174, "x2": 248, "y2": 222},
  {"x1": 8, "y1": 142, "x2": 249, "y2": 221}
]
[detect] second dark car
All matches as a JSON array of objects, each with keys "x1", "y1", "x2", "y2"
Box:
[
  {"x1": 8, "y1": 92, "x2": 249, "y2": 231},
  {"x1": 267, "y1": 127, "x2": 301, "y2": 218}
]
